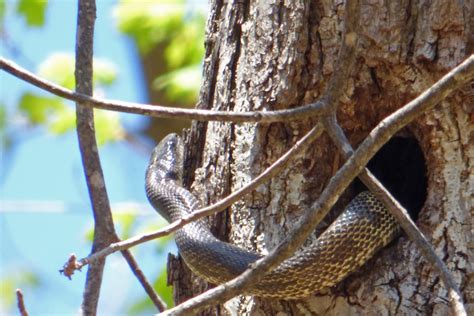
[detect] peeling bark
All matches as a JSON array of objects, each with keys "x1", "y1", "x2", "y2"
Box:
[{"x1": 168, "y1": 1, "x2": 473, "y2": 314}]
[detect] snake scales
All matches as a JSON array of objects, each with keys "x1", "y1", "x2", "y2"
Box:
[{"x1": 145, "y1": 134, "x2": 400, "y2": 299}]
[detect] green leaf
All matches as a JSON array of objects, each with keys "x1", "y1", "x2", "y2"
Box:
[
  {"x1": 38, "y1": 53, "x2": 117, "y2": 89},
  {"x1": 152, "y1": 65, "x2": 201, "y2": 104},
  {"x1": 0, "y1": 270, "x2": 40, "y2": 312},
  {"x1": 16, "y1": 0, "x2": 48, "y2": 27},
  {"x1": 47, "y1": 107, "x2": 75, "y2": 135},
  {"x1": 19, "y1": 93, "x2": 65, "y2": 124},
  {"x1": 38, "y1": 53, "x2": 75, "y2": 89},
  {"x1": 0, "y1": 279, "x2": 15, "y2": 311},
  {"x1": 114, "y1": 0, "x2": 186, "y2": 54},
  {"x1": 0, "y1": 105, "x2": 12, "y2": 152},
  {"x1": 0, "y1": 1, "x2": 6, "y2": 25},
  {"x1": 154, "y1": 267, "x2": 173, "y2": 307},
  {"x1": 0, "y1": 105, "x2": 6, "y2": 131},
  {"x1": 83, "y1": 223, "x2": 94, "y2": 243},
  {"x1": 137, "y1": 218, "x2": 174, "y2": 253},
  {"x1": 94, "y1": 109, "x2": 125, "y2": 146},
  {"x1": 94, "y1": 58, "x2": 118, "y2": 86},
  {"x1": 113, "y1": 211, "x2": 137, "y2": 239},
  {"x1": 164, "y1": 15, "x2": 205, "y2": 68}
]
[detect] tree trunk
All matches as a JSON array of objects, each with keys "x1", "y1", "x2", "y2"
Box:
[{"x1": 168, "y1": 0, "x2": 473, "y2": 314}]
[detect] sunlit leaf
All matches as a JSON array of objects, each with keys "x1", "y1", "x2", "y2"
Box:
[
  {"x1": 164, "y1": 15, "x2": 205, "y2": 68},
  {"x1": 19, "y1": 93, "x2": 65, "y2": 124},
  {"x1": 114, "y1": 0, "x2": 186, "y2": 54},
  {"x1": 0, "y1": 1, "x2": 6, "y2": 25},
  {"x1": 38, "y1": 53, "x2": 117, "y2": 89},
  {"x1": 0, "y1": 105, "x2": 12, "y2": 152},
  {"x1": 0, "y1": 105, "x2": 6, "y2": 131},
  {"x1": 113, "y1": 211, "x2": 137, "y2": 239},
  {"x1": 0, "y1": 279, "x2": 15, "y2": 311},
  {"x1": 38, "y1": 53, "x2": 75, "y2": 89},
  {"x1": 152, "y1": 65, "x2": 201, "y2": 104},
  {"x1": 48, "y1": 107, "x2": 75, "y2": 134},
  {"x1": 0, "y1": 269, "x2": 40, "y2": 312},
  {"x1": 84, "y1": 224, "x2": 94, "y2": 243},
  {"x1": 154, "y1": 267, "x2": 173, "y2": 306},
  {"x1": 94, "y1": 110, "x2": 125, "y2": 146},
  {"x1": 137, "y1": 219, "x2": 174, "y2": 253},
  {"x1": 16, "y1": 0, "x2": 48, "y2": 27},
  {"x1": 94, "y1": 59, "x2": 118, "y2": 86},
  {"x1": 127, "y1": 296, "x2": 153, "y2": 315}
]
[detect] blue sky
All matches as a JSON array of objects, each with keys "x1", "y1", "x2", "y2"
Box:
[{"x1": 1, "y1": 1, "x2": 177, "y2": 314}]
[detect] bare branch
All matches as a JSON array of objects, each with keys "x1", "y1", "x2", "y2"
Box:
[
  {"x1": 324, "y1": 119, "x2": 466, "y2": 315},
  {"x1": 16, "y1": 289, "x2": 29, "y2": 316},
  {"x1": 360, "y1": 170, "x2": 466, "y2": 316},
  {"x1": 73, "y1": 2, "x2": 168, "y2": 313},
  {"x1": 0, "y1": 57, "x2": 328, "y2": 123},
  {"x1": 159, "y1": 54, "x2": 474, "y2": 315},
  {"x1": 74, "y1": 1, "x2": 109, "y2": 313},
  {"x1": 69, "y1": 123, "x2": 324, "y2": 269}
]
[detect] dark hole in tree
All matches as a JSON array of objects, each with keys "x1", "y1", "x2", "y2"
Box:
[{"x1": 354, "y1": 136, "x2": 427, "y2": 221}]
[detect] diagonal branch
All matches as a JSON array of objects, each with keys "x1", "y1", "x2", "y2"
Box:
[
  {"x1": 66, "y1": 123, "x2": 324, "y2": 269},
  {"x1": 324, "y1": 118, "x2": 466, "y2": 316},
  {"x1": 0, "y1": 56, "x2": 328, "y2": 123},
  {"x1": 159, "y1": 54, "x2": 474, "y2": 315}
]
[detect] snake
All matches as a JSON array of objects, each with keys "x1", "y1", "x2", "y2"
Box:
[{"x1": 145, "y1": 133, "x2": 400, "y2": 299}]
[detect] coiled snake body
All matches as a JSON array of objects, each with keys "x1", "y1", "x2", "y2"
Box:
[{"x1": 146, "y1": 134, "x2": 400, "y2": 299}]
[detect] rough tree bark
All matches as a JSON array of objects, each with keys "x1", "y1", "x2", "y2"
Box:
[{"x1": 168, "y1": 1, "x2": 473, "y2": 315}]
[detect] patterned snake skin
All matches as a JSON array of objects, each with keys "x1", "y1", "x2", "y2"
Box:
[{"x1": 145, "y1": 134, "x2": 400, "y2": 299}]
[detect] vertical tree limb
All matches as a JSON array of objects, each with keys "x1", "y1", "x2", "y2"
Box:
[
  {"x1": 74, "y1": 1, "x2": 167, "y2": 313},
  {"x1": 75, "y1": 1, "x2": 114, "y2": 314}
]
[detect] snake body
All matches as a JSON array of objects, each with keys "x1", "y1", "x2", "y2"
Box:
[{"x1": 146, "y1": 134, "x2": 400, "y2": 299}]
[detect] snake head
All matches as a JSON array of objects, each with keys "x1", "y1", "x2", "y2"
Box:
[{"x1": 147, "y1": 133, "x2": 184, "y2": 183}]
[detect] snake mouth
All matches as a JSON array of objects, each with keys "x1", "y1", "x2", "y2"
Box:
[{"x1": 354, "y1": 135, "x2": 428, "y2": 222}]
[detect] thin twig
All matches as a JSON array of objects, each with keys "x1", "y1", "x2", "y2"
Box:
[
  {"x1": 159, "y1": 54, "x2": 474, "y2": 315},
  {"x1": 0, "y1": 57, "x2": 327, "y2": 123},
  {"x1": 71, "y1": 123, "x2": 324, "y2": 269},
  {"x1": 16, "y1": 289, "x2": 29, "y2": 316},
  {"x1": 324, "y1": 118, "x2": 466, "y2": 315}
]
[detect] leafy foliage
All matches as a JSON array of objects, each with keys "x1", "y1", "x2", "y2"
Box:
[
  {"x1": 16, "y1": 0, "x2": 48, "y2": 27},
  {"x1": 114, "y1": 0, "x2": 205, "y2": 104},
  {"x1": 16, "y1": 53, "x2": 123, "y2": 145},
  {"x1": 153, "y1": 65, "x2": 202, "y2": 104},
  {"x1": 0, "y1": 269, "x2": 40, "y2": 311},
  {"x1": 38, "y1": 53, "x2": 117, "y2": 89},
  {"x1": 4, "y1": 0, "x2": 207, "y2": 313}
]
